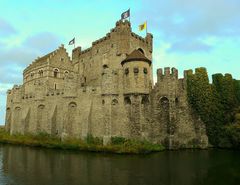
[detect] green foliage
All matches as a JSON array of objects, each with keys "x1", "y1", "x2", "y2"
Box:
[
  {"x1": 85, "y1": 134, "x2": 102, "y2": 145},
  {"x1": 187, "y1": 68, "x2": 240, "y2": 148},
  {"x1": 111, "y1": 136, "x2": 126, "y2": 145},
  {"x1": 0, "y1": 128, "x2": 164, "y2": 154},
  {"x1": 225, "y1": 123, "x2": 240, "y2": 148}
]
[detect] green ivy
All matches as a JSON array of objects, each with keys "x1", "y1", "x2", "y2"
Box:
[{"x1": 186, "y1": 68, "x2": 240, "y2": 147}]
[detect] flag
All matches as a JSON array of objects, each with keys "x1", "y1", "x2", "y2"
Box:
[
  {"x1": 139, "y1": 22, "x2": 147, "y2": 31},
  {"x1": 121, "y1": 9, "x2": 130, "y2": 20},
  {"x1": 69, "y1": 38, "x2": 75, "y2": 45}
]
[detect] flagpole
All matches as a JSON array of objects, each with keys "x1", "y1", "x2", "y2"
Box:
[
  {"x1": 129, "y1": 8, "x2": 130, "y2": 23},
  {"x1": 74, "y1": 38, "x2": 75, "y2": 49}
]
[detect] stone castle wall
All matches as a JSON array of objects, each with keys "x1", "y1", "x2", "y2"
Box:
[{"x1": 5, "y1": 20, "x2": 208, "y2": 149}]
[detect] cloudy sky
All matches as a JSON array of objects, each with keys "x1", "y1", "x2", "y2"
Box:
[{"x1": 0, "y1": 0, "x2": 240, "y2": 124}]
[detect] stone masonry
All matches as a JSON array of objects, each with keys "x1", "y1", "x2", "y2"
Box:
[{"x1": 5, "y1": 20, "x2": 208, "y2": 149}]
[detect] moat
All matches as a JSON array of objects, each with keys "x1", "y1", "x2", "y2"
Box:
[{"x1": 0, "y1": 144, "x2": 239, "y2": 185}]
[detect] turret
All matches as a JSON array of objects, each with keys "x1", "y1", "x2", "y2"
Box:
[
  {"x1": 72, "y1": 47, "x2": 81, "y2": 62},
  {"x1": 121, "y1": 49, "x2": 152, "y2": 95},
  {"x1": 146, "y1": 33, "x2": 153, "y2": 53}
]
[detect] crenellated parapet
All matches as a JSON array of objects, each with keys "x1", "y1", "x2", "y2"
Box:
[
  {"x1": 76, "y1": 20, "x2": 152, "y2": 58},
  {"x1": 24, "y1": 44, "x2": 70, "y2": 75},
  {"x1": 157, "y1": 67, "x2": 178, "y2": 82},
  {"x1": 7, "y1": 85, "x2": 24, "y2": 104},
  {"x1": 183, "y1": 69, "x2": 193, "y2": 79}
]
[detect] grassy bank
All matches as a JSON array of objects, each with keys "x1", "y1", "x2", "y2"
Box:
[{"x1": 0, "y1": 128, "x2": 164, "y2": 154}]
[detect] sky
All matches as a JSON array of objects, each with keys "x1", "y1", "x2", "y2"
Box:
[{"x1": 0, "y1": 0, "x2": 240, "y2": 124}]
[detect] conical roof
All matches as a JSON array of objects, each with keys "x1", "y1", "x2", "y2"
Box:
[{"x1": 121, "y1": 49, "x2": 151, "y2": 65}]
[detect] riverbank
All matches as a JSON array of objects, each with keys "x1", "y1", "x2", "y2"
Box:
[{"x1": 0, "y1": 128, "x2": 164, "y2": 154}]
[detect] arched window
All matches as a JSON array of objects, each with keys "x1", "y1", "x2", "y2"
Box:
[
  {"x1": 112, "y1": 99, "x2": 118, "y2": 105},
  {"x1": 143, "y1": 68, "x2": 148, "y2": 74},
  {"x1": 124, "y1": 97, "x2": 131, "y2": 105},
  {"x1": 160, "y1": 97, "x2": 169, "y2": 110},
  {"x1": 103, "y1": 64, "x2": 108, "y2": 69},
  {"x1": 125, "y1": 68, "x2": 129, "y2": 75},
  {"x1": 69, "y1": 102, "x2": 77, "y2": 108},
  {"x1": 38, "y1": 104, "x2": 45, "y2": 109},
  {"x1": 30, "y1": 72, "x2": 34, "y2": 78},
  {"x1": 38, "y1": 70, "x2": 43, "y2": 77},
  {"x1": 64, "y1": 70, "x2": 69, "y2": 78},
  {"x1": 141, "y1": 96, "x2": 150, "y2": 105},
  {"x1": 53, "y1": 68, "x2": 59, "y2": 78},
  {"x1": 138, "y1": 48, "x2": 144, "y2": 54}
]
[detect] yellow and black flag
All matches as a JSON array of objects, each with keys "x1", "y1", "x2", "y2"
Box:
[{"x1": 139, "y1": 22, "x2": 147, "y2": 31}]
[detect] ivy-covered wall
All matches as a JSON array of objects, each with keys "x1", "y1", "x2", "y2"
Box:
[{"x1": 186, "y1": 67, "x2": 240, "y2": 148}]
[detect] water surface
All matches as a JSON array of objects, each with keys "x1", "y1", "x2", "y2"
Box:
[{"x1": 0, "y1": 144, "x2": 239, "y2": 185}]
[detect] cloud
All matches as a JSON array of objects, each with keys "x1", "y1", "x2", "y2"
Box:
[
  {"x1": 0, "y1": 32, "x2": 61, "y2": 86},
  {"x1": 0, "y1": 18, "x2": 17, "y2": 36},
  {"x1": 0, "y1": 32, "x2": 61, "y2": 66},
  {"x1": 167, "y1": 40, "x2": 212, "y2": 53},
  {"x1": 23, "y1": 32, "x2": 61, "y2": 53},
  {"x1": 135, "y1": 0, "x2": 240, "y2": 53}
]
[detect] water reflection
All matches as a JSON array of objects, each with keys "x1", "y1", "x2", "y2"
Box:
[{"x1": 0, "y1": 145, "x2": 239, "y2": 185}]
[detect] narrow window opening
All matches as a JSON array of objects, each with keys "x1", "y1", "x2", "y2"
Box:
[
  {"x1": 53, "y1": 68, "x2": 59, "y2": 78},
  {"x1": 134, "y1": 67, "x2": 139, "y2": 74}
]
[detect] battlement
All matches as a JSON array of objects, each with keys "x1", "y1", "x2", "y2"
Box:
[
  {"x1": 76, "y1": 20, "x2": 152, "y2": 58},
  {"x1": 23, "y1": 44, "x2": 70, "y2": 74},
  {"x1": 157, "y1": 67, "x2": 178, "y2": 81},
  {"x1": 11, "y1": 85, "x2": 23, "y2": 92},
  {"x1": 183, "y1": 67, "x2": 209, "y2": 79},
  {"x1": 183, "y1": 69, "x2": 193, "y2": 79}
]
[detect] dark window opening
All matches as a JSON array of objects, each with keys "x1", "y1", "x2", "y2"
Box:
[
  {"x1": 103, "y1": 64, "x2": 108, "y2": 69},
  {"x1": 124, "y1": 97, "x2": 131, "y2": 105},
  {"x1": 134, "y1": 67, "x2": 139, "y2": 74},
  {"x1": 141, "y1": 96, "x2": 150, "y2": 104},
  {"x1": 125, "y1": 68, "x2": 129, "y2": 75},
  {"x1": 69, "y1": 102, "x2": 77, "y2": 108},
  {"x1": 53, "y1": 69, "x2": 59, "y2": 78},
  {"x1": 38, "y1": 70, "x2": 43, "y2": 77},
  {"x1": 143, "y1": 68, "x2": 148, "y2": 74},
  {"x1": 112, "y1": 99, "x2": 118, "y2": 105},
  {"x1": 175, "y1": 97, "x2": 179, "y2": 105},
  {"x1": 138, "y1": 48, "x2": 144, "y2": 54}
]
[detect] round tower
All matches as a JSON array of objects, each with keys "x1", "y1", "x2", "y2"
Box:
[{"x1": 121, "y1": 49, "x2": 152, "y2": 95}]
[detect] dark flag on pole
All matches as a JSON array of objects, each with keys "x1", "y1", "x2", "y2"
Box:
[
  {"x1": 121, "y1": 9, "x2": 130, "y2": 20},
  {"x1": 69, "y1": 38, "x2": 75, "y2": 45}
]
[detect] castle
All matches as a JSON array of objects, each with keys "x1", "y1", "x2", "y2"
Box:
[{"x1": 5, "y1": 20, "x2": 208, "y2": 149}]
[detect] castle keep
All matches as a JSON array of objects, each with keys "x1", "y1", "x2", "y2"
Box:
[{"x1": 5, "y1": 20, "x2": 208, "y2": 149}]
